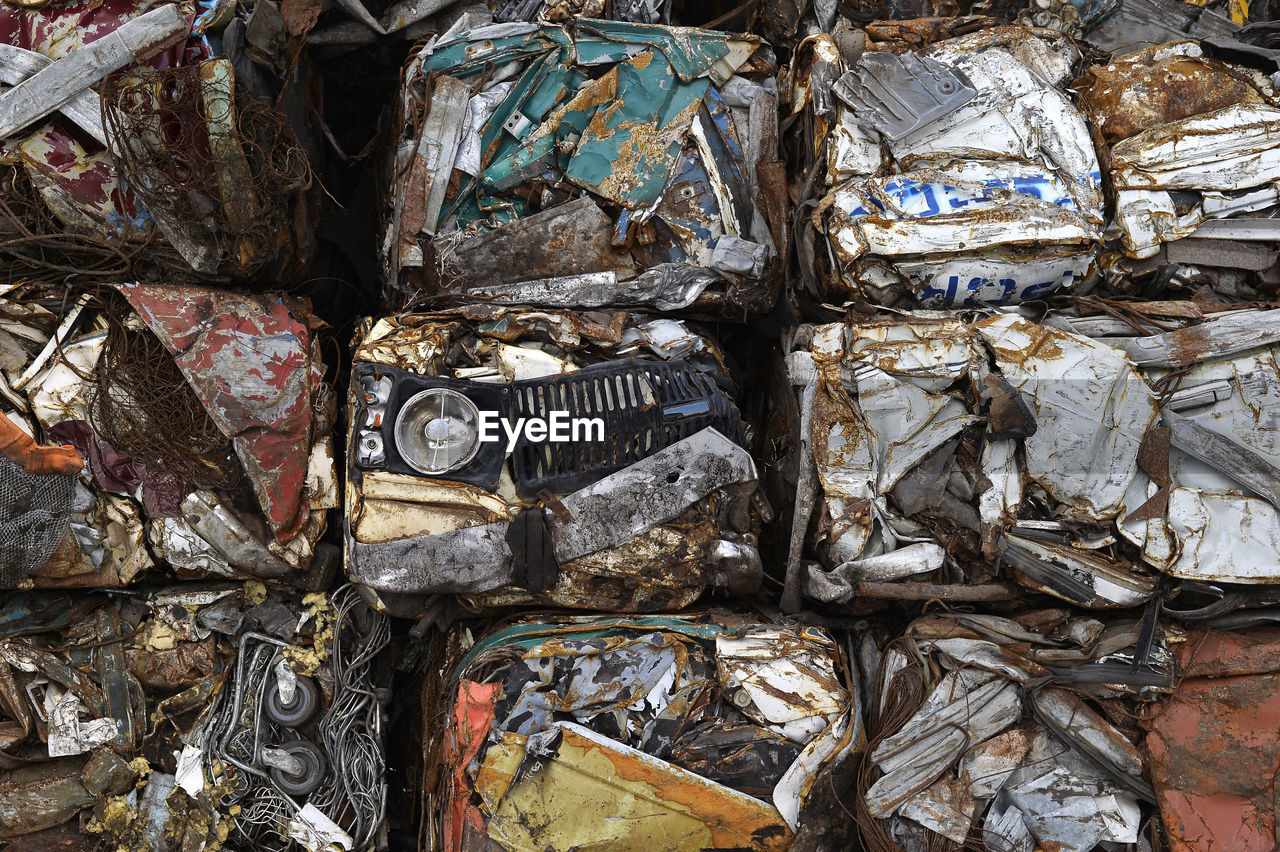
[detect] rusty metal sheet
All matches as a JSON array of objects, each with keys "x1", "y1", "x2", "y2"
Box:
[
  {"x1": 443, "y1": 197, "x2": 638, "y2": 289},
  {"x1": 9, "y1": 125, "x2": 152, "y2": 239},
  {"x1": 1145, "y1": 628, "x2": 1280, "y2": 851},
  {"x1": 1077, "y1": 43, "x2": 1270, "y2": 145},
  {"x1": 117, "y1": 283, "x2": 321, "y2": 542},
  {"x1": 0, "y1": 757, "x2": 93, "y2": 838},
  {"x1": 442, "y1": 681, "x2": 500, "y2": 852},
  {"x1": 976, "y1": 314, "x2": 1158, "y2": 519},
  {"x1": 126, "y1": 634, "x2": 218, "y2": 694}
]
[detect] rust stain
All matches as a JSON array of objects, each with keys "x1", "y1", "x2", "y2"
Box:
[
  {"x1": 1076, "y1": 48, "x2": 1272, "y2": 144},
  {"x1": 1163, "y1": 323, "x2": 1220, "y2": 368},
  {"x1": 1144, "y1": 628, "x2": 1280, "y2": 852}
]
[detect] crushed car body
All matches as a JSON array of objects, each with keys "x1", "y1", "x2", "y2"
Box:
[
  {"x1": 0, "y1": 284, "x2": 337, "y2": 590},
  {"x1": 344, "y1": 305, "x2": 767, "y2": 615},
  {"x1": 788, "y1": 24, "x2": 1105, "y2": 307},
  {"x1": 780, "y1": 304, "x2": 1280, "y2": 611},
  {"x1": 419, "y1": 613, "x2": 861, "y2": 851},
  {"x1": 383, "y1": 17, "x2": 786, "y2": 316}
]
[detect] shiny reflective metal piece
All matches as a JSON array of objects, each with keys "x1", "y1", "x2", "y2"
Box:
[
  {"x1": 349, "y1": 427, "x2": 759, "y2": 594},
  {"x1": 393, "y1": 387, "x2": 482, "y2": 475},
  {"x1": 356, "y1": 430, "x2": 385, "y2": 469},
  {"x1": 832, "y1": 51, "x2": 976, "y2": 141}
]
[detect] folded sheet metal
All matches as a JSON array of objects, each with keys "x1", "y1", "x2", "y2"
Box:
[
  {"x1": 423, "y1": 615, "x2": 861, "y2": 851},
  {"x1": 384, "y1": 18, "x2": 783, "y2": 315}
]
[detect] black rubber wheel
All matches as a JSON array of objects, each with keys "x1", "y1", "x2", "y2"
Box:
[
  {"x1": 264, "y1": 675, "x2": 321, "y2": 728},
  {"x1": 267, "y1": 739, "x2": 327, "y2": 797}
]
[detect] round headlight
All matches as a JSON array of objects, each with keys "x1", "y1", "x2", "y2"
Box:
[{"x1": 393, "y1": 388, "x2": 482, "y2": 475}]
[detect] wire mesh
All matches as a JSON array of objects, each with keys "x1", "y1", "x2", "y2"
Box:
[{"x1": 0, "y1": 452, "x2": 74, "y2": 586}]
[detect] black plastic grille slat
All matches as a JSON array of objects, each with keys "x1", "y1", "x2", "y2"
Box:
[{"x1": 509, "y1": 358, "x2": 744, "y2": 497}]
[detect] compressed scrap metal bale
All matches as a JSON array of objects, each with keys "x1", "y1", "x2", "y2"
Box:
[
  {"x1": 99, "y1": 59, "x2": 318, "y2": 282},
  {"x1": 783, "y1": 13, "x2": 1280, "y2": 309},
  {"x1": 0, "y1": 0, "x2": 196, "y2": 282},
  {"x1": 787, "y1": 23, "x2": 1105, "y2": 307},
  {"x1": 11, "y1": 0, "x2": 1280, "y2": 849},
  {"x1": 306, "y1": 0, "x2": 797, "y2": 51},
  {"x1": 0, "y1": 583, "x2": 390, "y2": 851},
  {"x1": 344, "y1": 305, "x2": 767, "y2": 615},
  {"x1": 1076, "y1": 39, "x2": 1280, "y2": 299},
  {"x1": 776, "y1": 303, "x2": 1280, "y2": 610},
  {"x1": 0, "y1": 284, "x2": 338, "y2": 589},
  {"x1": 0, "y1": 0, "x2": 321, "y2": 287},
  {"x1": 419, "y1": 614, "x2": 861, "y2": 851},
  {"x1": 383, "y1": 17, "x2": 785, "y2": 316},
  {"x1": 856, "y1": 611, "x2": 1168, "y2": 851}
]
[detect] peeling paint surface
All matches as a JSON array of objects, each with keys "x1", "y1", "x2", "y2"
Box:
[{"x1": 118, "y1": 284, "x2": 322, "y2": 542}]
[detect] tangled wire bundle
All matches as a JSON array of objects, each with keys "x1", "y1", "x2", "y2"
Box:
[
  {"x1": 100, "y1": 64, "x2": 312, "y2": 281},
  {"x1": 89, "y1": 291, "x2": 242, "y2": 492},
  {"x1": 0, "y1": 164, "x2": 195, "y2": 287}
]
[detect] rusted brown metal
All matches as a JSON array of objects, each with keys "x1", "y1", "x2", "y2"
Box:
[
  {"x1": 126, "y1": 635, "x2": 219, "y2": 694},
  {"x1": 0, "y1": 757, "x2": 94, "y2": 838},
  {"x1": 854, "y1": 581, "x2": 1023, "y2": 601},
  {"x1": 1076, "y1": 45, "x2": 1273, "y2": 144},
  {"x1": 1144, "y1": 628, "x2": 1280, "y2": 851}
]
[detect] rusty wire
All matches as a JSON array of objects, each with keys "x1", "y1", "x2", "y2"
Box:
[
  {"x1": 1074, "y1": 294, "x2": 1183, "y2": 334},
  {"x1": 100, "y1": 64, "x2": 311, "y2": 282},
  {"x1": 89, "y1": 290, "x2": 242, "y2": 491},
  {"x1": 855, "y1": 637, "x2": 931, "y2": 852},
  {"x1": 0, "y1": 163, "x2": 199, "y2": 287}
]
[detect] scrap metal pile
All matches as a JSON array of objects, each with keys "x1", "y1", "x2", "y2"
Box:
[{"x1": 3, "y1": 0, "x2": 1280, "y2": 848}]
